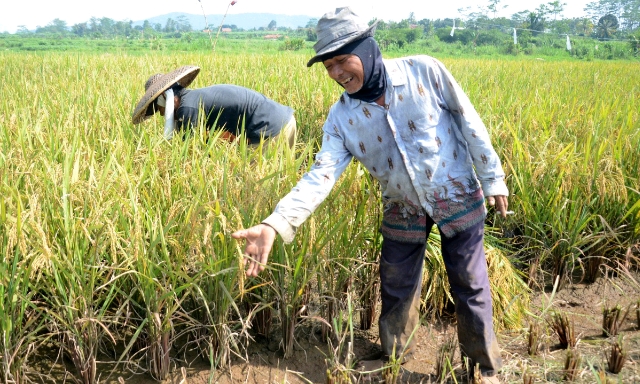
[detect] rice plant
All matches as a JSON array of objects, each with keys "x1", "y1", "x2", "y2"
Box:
[
  {"x1": 602, "y1": 304, "x2": 630, "y2": 337},
  {"x1": 527, "y1": 320, "x2": 542, "y2": 356},
  {"x1": 548, "y1": 310, "x2": 577, "y2": 349},
  {"x1": 313, "y1": 165, "x2": 367, "y2": 342},
  {"x1": 381, "y1": 345, "x2": 404, "y2": 384},
  {"x1": 1, "y1": 50, "x2": 638, "y2": 383},
  {"x1": 421, "y1": 228, "x2": 530, "y2": 330},
  {"x1": 435, "y1": 333, "x2": 457, "y2": 382},
  {"x1": 323, "y1": 294, "x2": 358, "y2": 384},
  {"x1": 0, "y1": 206, "x2": 47, "y2": 384},
  {"x1": 490, "y1": 60, "x2": 639, "y2": 290},
  {"x1": 563, "y1": 348, "x2": 582, "y2": 381},
  {"x1": 606, "y1": 336, "x2": 627, "y2": 374}
]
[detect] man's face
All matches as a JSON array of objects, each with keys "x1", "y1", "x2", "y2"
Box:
[
  {"x1": 155, "y1": 93, "x2": 167, "y2": 116},
  {"x1": 323, "y1": 54, "x2": 364, "y2": 94}
]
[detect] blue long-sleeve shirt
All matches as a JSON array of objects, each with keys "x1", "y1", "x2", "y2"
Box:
[
  {"x1": 176, "y1": 84, "x2": 294, "y2": 144},
  {"x1": 264, "y1": 55, "x2": 508, "y2": 242}
]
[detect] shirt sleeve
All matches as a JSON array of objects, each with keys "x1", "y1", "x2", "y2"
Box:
[
  {"x1": 262, "y1": 112, "x2": 354, "y2": 243},
  {"x1": 429, "y1": 58, "x2": 509, "y2": 197}
]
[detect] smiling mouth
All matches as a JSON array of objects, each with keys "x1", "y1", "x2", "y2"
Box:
[{"x1": 340, "y1": 77, "x2": 353, "y2": 86}]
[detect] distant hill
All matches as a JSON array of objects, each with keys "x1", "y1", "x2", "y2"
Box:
[{"x1": 133, "y1": 12, "x2": 314, "y2": 31}]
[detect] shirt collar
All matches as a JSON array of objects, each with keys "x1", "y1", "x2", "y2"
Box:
[{"x1": 384, "y1": 58, "x2": 407, "y2": 87}]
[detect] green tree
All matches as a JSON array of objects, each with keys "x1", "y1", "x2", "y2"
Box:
[
  {"x1": 268, "y1": 20, "x2": 277, "y2": 30},
  {"x1": 629, "y1": 29, "x2": 640, "y2": 54},
  {"x1": 99, "y1": 17, "x2": 115, "y2": 36},
  {"x1": 547, "y1": 1, "x2": 567, "y2": 20},
  {"x1": 597, "y1": 13, "x2": 619, "y2": 38},
  {"x1": 36, "y1": 18, "x2": 69, "y2": 35},
  {"x1": 487, "y1": 0, "x2": 508, "y2": 18},
  {"x1": 164, "y1": 18, "x2": 176, "y2": 33},
  {"x1": 71, "y1": 22, "x2": 89, "y2": 36},
  {"x1": 89, "y1": 17, "x2": 100, "y2": 35},
  {"x1": 16, "y1": 25, "x2": 31, "y2": 34},
  {"x1": 511, "y1": 10, "x2": 531, "y2": 26},
  {"x1": 620, "y1": 0, "x2": 640, "y2": 29},
  {"x1": 574, "y1": 17, "x2": 595, "y2": 35},
  {"x1": 527, "y1": 12, "x2": 546, "y2": 35},
  {"x1": 306, "y1": 27, "x2": 317, "y2": 41},
  {"x1": 408, "y1": 12, "x2": 416, "y2": 24},
  {"x1": 175, "y1": 15, "x2": 192, "y2": 32},
  {"x1": 585, "y1": 0, "x2": 640, "y2": 30}
]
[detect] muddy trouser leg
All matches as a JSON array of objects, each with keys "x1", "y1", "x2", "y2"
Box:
[
  {"x1": 440, "y1": 220, "x2": 502, "y2": 377},
  {"x1": 378, "y1": 237, "x2": 426, "y2": 361}
]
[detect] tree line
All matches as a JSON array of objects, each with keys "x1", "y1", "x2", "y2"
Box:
[{"x1": 8, "y1": 0, "x2": 640, "y2": 44}]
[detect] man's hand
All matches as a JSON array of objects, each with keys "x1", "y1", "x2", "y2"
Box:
[
  {"x1": 231, "y1": 224, "x2": 277, "y2": 277},
  {"x1": 486, "y1": 195, "x2": 509, "y2": 218}
]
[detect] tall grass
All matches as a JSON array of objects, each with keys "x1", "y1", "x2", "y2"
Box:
[
  {"x1": 0, "y1": 194, "x2": 48, "y2": 384},
  {"x1": 455, "y1": 59, "x2": 640, "y2": 288},
  {"x1": 0, "y1": 51, "x2": 638, "y2": 382}
]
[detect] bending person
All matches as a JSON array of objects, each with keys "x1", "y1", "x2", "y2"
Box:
[{"x1": 132, "y1": 65, "x2": 296, "y2": 148}]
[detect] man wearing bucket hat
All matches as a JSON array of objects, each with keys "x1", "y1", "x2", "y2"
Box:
[
  {"x1": 232, "y1": 7, "x2": 506, "y2": 383},
  {"x1": 132, "y1": 65, "x2": 296, "y2": 148}
]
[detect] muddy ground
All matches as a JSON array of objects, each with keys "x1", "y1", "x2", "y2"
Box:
[{"x1": 115, "y1": 271, "x2": 640, "y2": 383}]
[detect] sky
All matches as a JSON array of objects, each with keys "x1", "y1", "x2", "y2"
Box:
[{"x1": 0, "y1": 0, "x2": 593, "y2": 33}]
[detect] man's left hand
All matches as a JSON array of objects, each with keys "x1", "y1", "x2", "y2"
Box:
[{"x1": 486, "y1": 195, "x2": 509, "y2": 218}]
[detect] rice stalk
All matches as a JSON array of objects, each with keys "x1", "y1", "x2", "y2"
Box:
[
  {"x1": 435, "y1": 333, "x2": 457, "y2": 382},
  {"x1": 606, "y1": 336, "x2": 627, "y2": 374},
  {"x1": 602, "y1": 304, "x2": 630, "y2": 337},
  {"x1": 563, "y1": 348, "x2": 581, "y2": 381},
  {"x1": 322, "y1": 294, "x2": 358, "y2": 384},
  {"x1": 527, "y1": 320, "x2": 542, "y2": 356},
  {"x1": 548, "y1": 310, "x2": 577, "y2": 349},
  {"x1": 0, "y1": 201, "x2": 47, "y2": 384},
  {"x1": 1, "y1": 51, "x2": 639, "y2": 382},
  {"x1": 422, "y1": 228, "x2": 529, "y2": 330}
]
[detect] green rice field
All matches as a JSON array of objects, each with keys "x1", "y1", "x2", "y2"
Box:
[{"x1": 1, "y1": 50, "x2": 639, "y2": 383}]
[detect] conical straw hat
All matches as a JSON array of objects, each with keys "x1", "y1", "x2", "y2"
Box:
[{"x1": 132, "y1": 65, "x2": 200, "y2": 124}]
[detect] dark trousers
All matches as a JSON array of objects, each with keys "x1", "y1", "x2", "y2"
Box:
[{"x1": 378, "y1": 218, "x2": 502, "y2": 376}]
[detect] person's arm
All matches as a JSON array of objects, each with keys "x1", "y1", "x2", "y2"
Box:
[
  {"x1": 232, "y1": 114, "x2": 353, "y2": 276},
  {"x1": 429, "y1": 58, "x2": 509, "y2": 215}
]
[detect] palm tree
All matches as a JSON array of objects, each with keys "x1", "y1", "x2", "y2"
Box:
[
  {"x1": 527, "y1": 12, "x2": 545, "y2": 36},
  {"x1": 596, "y1": 14, "x2": 619, "y2": 39}
]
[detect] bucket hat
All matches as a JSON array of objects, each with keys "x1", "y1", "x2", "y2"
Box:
[
  {"x1": 132, "y1": 65, "x2": 200, "y2": 124},
  {"x1": 307, "y1": 7, "x2": 379, "y2": 67}
]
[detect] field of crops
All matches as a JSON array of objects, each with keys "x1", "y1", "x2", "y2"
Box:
[{"x1": 1, "y1": 50, "x2": 638, "y2": 383}]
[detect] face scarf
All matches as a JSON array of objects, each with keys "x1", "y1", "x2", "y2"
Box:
[
  {"x1": 329, "y1": 37, "x2": 387, "y2": 103},
  {"x1": 157, "y1": 88, "x2": 175, "y2": 140}
]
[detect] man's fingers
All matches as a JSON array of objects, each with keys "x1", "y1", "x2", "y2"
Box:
[
  {"x1": 231, "y1": 230, "x2": 246, "y2": 239},
  {"x1": 486, "y1": 196, "x2": 495, "y2": 206},
  {"x1": 246, "y1": 260, "x2": 258, "y2": 277},
  {"x1": 245, "y1": 255, "x2": 258, "y2": 277},
  {"x1": 257, "y1": 253, "x2": 268, "y2": 272},
  {"x1": 245, "y1": 253, "x2": 267, "y2": 277}
]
